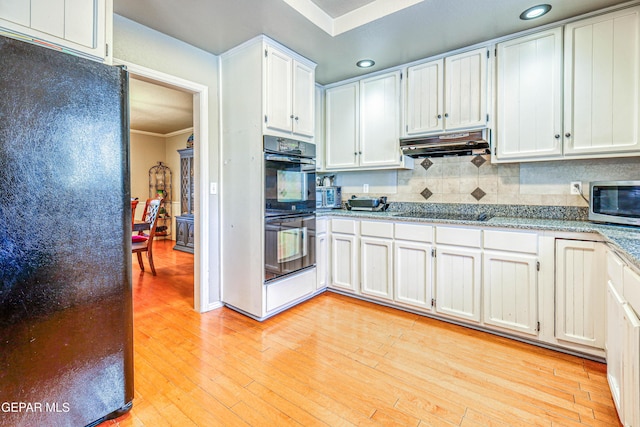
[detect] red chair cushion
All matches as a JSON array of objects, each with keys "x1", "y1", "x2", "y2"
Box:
[{"x1": 132, "y1": 235, "x2": 148, "y2": 243}]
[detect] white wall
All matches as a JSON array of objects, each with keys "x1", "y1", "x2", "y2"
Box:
[{"x1": 113, "y1": 15, "x2": 221, "y2": 305}]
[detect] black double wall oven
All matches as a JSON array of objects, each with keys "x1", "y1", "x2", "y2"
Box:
[{"x1": 264, "y1": 136, "x2": 316, "y2": 283}]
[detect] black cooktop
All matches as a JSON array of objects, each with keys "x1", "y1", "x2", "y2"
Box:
[{"x1": 395, "y1": 212, "x2": 492, "y2": 222}]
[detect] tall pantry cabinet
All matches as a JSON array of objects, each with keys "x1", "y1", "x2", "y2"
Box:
[{"x1": 220, "y1": 36, "x2": 317, "y2": 320}]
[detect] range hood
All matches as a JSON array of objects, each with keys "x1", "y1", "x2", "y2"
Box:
[{"x1": 400, "y1": 130, "x2": 489, "y2": 158}]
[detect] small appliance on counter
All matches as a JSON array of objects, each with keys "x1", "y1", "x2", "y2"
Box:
[
  {"x1": 589, "y1": 180, "x2": 640, "y2": 226},
  {"x1": 345, "y1": 195, "x2": 389, "y2": 211},
  {"x1": 316, "y1": 186, "x2": 342, "y2": 209}
]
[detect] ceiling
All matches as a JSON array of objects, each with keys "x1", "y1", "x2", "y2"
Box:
[
  {"x1": 114, "y1": 0, "x2": 631, "y2": 85},
  {"x1": 129, "y1": 76, "x2": 193, "y2": 135},
  {"x1": 120, "y1": 0, "x2": 631, "y2": 133}
]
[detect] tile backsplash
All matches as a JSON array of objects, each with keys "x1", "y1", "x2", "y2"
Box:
[{"x1": 326, "y1": 155, "x2": 640, "y2": 207}]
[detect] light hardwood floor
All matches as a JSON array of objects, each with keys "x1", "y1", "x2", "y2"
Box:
[{"x1": 101, "y1": 240, "x2": 621, "y2": 426}]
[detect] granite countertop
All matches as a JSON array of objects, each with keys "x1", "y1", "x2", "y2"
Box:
[{"x1": 318, "y1": 207, "x2": 640, "y2": 271}]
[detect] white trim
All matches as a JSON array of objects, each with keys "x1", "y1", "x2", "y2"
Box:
[
  {"x1": 281, "y1": 0, "x2": 423, "y2": 36},
  {"x1": 113, "y1": 58, "x2": 211, "y2": 313},
  {"x1": 130, "y1": 127, "x2": 194, "y2": 138}
]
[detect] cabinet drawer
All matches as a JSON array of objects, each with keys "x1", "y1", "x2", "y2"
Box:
[
  {"x1": 484, "y1": 230, "x2": 537, "y2": 254},
  {"x1": 360, "y1": 220, "x2": 393, "y2": 238},
  {"x1": 436, "y1": 226, "x2": 481, "y2": 248},
  {"x1": 395, "y1": 223, "x2": 433, "y2": 243},
  {"x1": 266, "y1": 269, "x2": 315, "y2": 312},
  {"x1": 316, "y1": 218, "x2": 328, "y2": 234},
  {"x1": 607, "y1": 249, "x2": 625, "y2": 294},
  {"x1": 331, "y1": 218, "x2": 358, "y2": 234},
  {"x1": 624, "y1": 266, "x2": 640, "y2": 315}
]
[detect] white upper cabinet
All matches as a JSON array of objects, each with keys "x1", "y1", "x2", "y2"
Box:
[
  {"x1": 444, "y1": 48, "x2": 488, "y2": 131},
  {"x1": 325, "y1": 71, "x2": 409, "y2": 170},
  {"x1": 404, "y1": 48, "x2": 487, "y2": 137},
  {"x1": 496, "y1": 28, "x2": 563, "y2": 161},
  {"x1": 405, "y1": 59, "x2": 444, "y2": 135},
  {"x1": 0, "y1": 0, "x2": 108, "y2": 60},
  {"x1": 359, "y1": 72, "x2": 402, "y2": 167},
  {"x1": 564, "y1": 6, "x2": 640, "y2": 157},
  {"x1": 325, "y1": 82, "x2": 359, "y2": 169},
  {"x1": 264, "y1": 44, "x2": 316, "y2": 139}
]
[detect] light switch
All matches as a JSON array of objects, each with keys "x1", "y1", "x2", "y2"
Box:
[{"x1": 210, "y1": 182, "x2": 217, "y2": 195}]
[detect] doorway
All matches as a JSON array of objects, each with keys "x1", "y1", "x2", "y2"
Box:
[
  {"x1": 129, "y1": 75, "x2": 195, "y2": 305},
  {"x1": 116, "y1": 59, "x2": 212, "y2": 313}
]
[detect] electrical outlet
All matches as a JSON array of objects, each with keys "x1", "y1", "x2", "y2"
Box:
[
  {"x1": 363, "y1": 184, "x2": 369, "y2": 193},
  {"x1": 570, "y1": 181, "x2": 582, "y2": 195}
]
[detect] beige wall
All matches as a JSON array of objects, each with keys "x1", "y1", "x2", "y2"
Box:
[
  {"x1": 129, "y1": 132, "x2": 165, "y2": 217},
  {"x1": 330, "y1": 155, "x2": 640, "y2": 206},
  {"x1": 130, "y1": 129, "x2": 193, "y2": 242},
  {"x1": 113, "y1": 14, "x2": 221, "y2": 305}
]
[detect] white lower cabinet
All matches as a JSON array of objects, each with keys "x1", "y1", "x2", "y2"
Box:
[
  {"x1": 434, "y1": 227, "x2": 482, "y2": 323},
  {"x1": 360, "y1": 236, "x2": 393, "y2": 300},
  {"x1": 555, "y1": 239, "x2": 606, "y2": 349},
  {"x1": 607, "y1": 280, "x2": 625, "y2": 418},
  {"x1": 435, "y1": 245, "x2": 482, "y2": 323},
  {"x1": 394, "y1": 240, "x2": 433, "y2": 310},
  {"x1": 316, "y1": 219, "x2": 328, "y2": 290},
  {"x1": 483, "y1": 251, "x2": 538, "y2": 335},
  {"x1": 329, "y1": 219, "x2": 359, "y2": 292},
  {"x1": 622, "y1": 302, "x2": 640, "y2": 426}
]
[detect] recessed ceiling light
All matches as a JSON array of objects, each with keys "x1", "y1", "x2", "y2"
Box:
[
  {"x1": 356, "y1": 59, "x2": 375, "y2": 68},
  {"x1": 520, "y1": 4, "x2": 551, "y2": 20}
]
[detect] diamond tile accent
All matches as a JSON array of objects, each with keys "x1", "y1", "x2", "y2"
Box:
[
  {"x1": 420, "y1": 187, "x2": 433, "y2": 200},
  {"x1": 421, "y1": 158, "x2": 433, "y2": 171},
  {"x1": 471, "y1": 187, "x2": 486, "y2": 201},
  {"x1": 471, "y1": 155, "x2": 486, "y2": 168}
]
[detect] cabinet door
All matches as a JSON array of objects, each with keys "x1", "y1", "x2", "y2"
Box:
[
  {"x1": 496, "y1": 28, "x2": 563, "y2": 160},
  {"x1": 564, "y1": 6, "x2": 640, "y2": 156},
  {"x1": 444, "y1": 48, "x2": 488, "y2": 131},
  {"x1": 405, "y1": 60, "x2": 444, "y2": 135},
  {"x1": 394, "y1": 240, "x2": 433, "y2": 310},
  {"x1": 325, "y1": 82, "x2": 359, "y2": 169},
  {"x1": 0, "y1": 0, "x2": 105, "y2": 58},
  {"x1": 265, "y1": 45, "x2": 294, "y2": 134},
  {"x1": 316, "y1": 232, "x2": 328, "y2": 290},
  {"x1": 292, "y1": 60, "x2": 315, "y2": 137},
  {"x1": 330, "y1": 233, "x2": 358, "y2": 292},
  {"x1": 622, "y1": 302, "x2": 640, "y2": 427},
  {"x1": 360, "y1": 236, "x2": 393, "y2": 300},
  {"x1": 555, "y1": 240, "x2": 605, "y2": 349},
  {"x1": 483, "y1": 251, "x2": 538, "y2": 335},
  {"x1": 435, "y1": 245, "x2": 482, "y2": 322},
  {"x1": 359, "y1": 71, "x2": 402, "y2": 167},
  {"x1": 607, "y1": 281, "x2": 625, "y2": 421}
]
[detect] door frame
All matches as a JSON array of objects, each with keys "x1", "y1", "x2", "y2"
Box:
[{"x1": 113, "y1": 58, "x2": 213, "y2": 313}]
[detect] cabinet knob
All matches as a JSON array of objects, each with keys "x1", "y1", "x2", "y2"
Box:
[
  {"x1": 354, "y1": 152, "x2": 358, "y2": 156},
  {"x1": 290, "y1": 114, "x2": 295, "y2": 119},
  {"x1": 565, "y1": 132, "x2": 571, "y2": 138},
  {"x1": 437, "y1": 114, "x2": 442, "y2": 119},
  {"x1": 294, "y1": 116, "x2": 299, "y2": 121},
  {"x1": 554, "y1": 134, "x2": 560, "y2": 139},
  {"x1": 444, "y1": 113, "x2": 449, "y2": 118},
  {"x1": 359, "y1": 151, "x2": 362, "y2": 155}
]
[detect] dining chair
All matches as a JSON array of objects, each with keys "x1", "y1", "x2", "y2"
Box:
[{"x1": 132, "y1": 198, "x2": 162, "y2": 275}]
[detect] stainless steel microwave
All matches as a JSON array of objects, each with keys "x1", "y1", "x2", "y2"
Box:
[
  {"x1": 316, "y1": 186, "x2": 342, "y2": 209},
  {"x1": 589, "y1": 181, "x2": 640, "y2": 226}
]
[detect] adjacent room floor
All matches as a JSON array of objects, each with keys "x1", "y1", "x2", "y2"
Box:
[{"x1": 101, "y1": 240, "x2": 621, "y2": 426}]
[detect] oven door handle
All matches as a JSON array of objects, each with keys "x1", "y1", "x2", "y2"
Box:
[
  {"x1": 265, "y1": 214, "x2": 315, "y2": 223},
  {"x1": 265, "y1": 154, "x2": 316, "y2": 165}
]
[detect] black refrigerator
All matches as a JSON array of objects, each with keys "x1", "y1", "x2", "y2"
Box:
[{"x1": 0, "y1": 36, "x2": 133, "y2": 426}]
